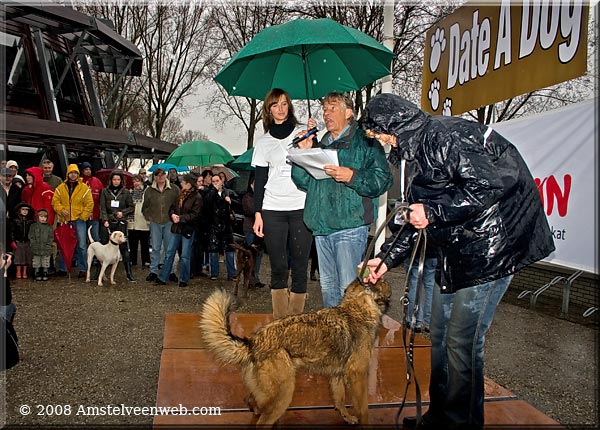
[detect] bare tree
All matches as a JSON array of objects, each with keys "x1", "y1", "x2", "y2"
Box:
[
  {"x1": 132, "y1": 5, "x2": 219, "y2": 140},
  {"x1": 201, "y1": 2, "x2": 291, "y2": 150}
]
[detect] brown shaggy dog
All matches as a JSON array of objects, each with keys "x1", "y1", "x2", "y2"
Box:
[
  {"x1": 200, "y1": 278, "x2": 392, "y2": 426},
  {"x1": 228, "y1": 242, "x2": 259, "y2": 298}
]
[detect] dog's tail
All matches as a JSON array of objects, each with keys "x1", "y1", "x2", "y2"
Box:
[
  {"x1": 200, "y1": 289, "x2": 251, "y2": 366},
  {"x1": 87, "y1": 226, "x2": 95, "y2": 244}
]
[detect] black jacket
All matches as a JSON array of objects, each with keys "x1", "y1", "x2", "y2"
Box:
[
  {"x1": 169, "y1": 190, "x2": 203, "y2": 238},
  {"x1": 363, "y1": 94, "x2": 555, "y2": 292}
]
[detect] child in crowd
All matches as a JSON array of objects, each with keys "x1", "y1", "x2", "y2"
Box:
[
  {"x1": 28, "y1": 208, "x2": 54, "y2": 281},
  {"x1": 9, "y1": 203, "x2": 34, "y2": 279}
]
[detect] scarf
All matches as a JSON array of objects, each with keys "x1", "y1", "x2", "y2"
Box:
[
  {"x1": 178, "y1": 188, "x2": 193, "y2": 210},
  {"x1": 269, "y1": 116, "x2": 295, "y2": 139}
]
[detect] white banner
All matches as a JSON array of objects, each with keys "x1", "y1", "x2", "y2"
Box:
[{"x1": 492, "y1": 99, "x2": 597, "y2": 274}]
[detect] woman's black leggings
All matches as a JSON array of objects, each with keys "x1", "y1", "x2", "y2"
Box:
[{"x1": 261, "y1": 209, "x2": 312, "y2": 293}]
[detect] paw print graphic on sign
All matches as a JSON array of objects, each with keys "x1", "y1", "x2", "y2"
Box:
[
  {"x1": 427, "y1": 79, "x2": 441, "y2": 111},
  {"x1": 442, "y1": 98, "x2": 452, "y2": 116},
  {"x1": 429, "y1": 28, "x2": 446, "y2": 73}
]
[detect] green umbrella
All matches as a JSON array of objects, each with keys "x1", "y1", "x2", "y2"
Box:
[
  {"x1": 229, "y1": 147, "x2": 255, "y2": 171},
  {"x1": 214, "y1": 18, "x2": 394, "y2": 116},
  {"x1": 166, "y1": 140, "x2": 234, "y2": 168}
]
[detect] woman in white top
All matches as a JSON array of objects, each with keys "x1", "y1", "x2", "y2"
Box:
[{"x1": 252, "y1": 88, "x2": 315, "y2": 318}]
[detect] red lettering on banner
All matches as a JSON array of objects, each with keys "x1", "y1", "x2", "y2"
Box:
[{"x1": 535, "y1": 174, "x2": 571, "y2": 217}]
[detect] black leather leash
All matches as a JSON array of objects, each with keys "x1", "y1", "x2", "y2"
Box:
[
  {"x1": 395, "y1": 228, "x2": 427, "y2": 429},
  {"x1": 355, "y1": 202, "x2": 427, "y2": 430}
]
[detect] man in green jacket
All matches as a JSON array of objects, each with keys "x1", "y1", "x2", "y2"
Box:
[{"x1": 292, "y1": 92, "x2": 393, "y2": 307}]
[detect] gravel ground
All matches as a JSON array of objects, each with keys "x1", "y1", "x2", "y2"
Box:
[{"x1": 1, "y1": 258, "x2": 598, "y2": 428}]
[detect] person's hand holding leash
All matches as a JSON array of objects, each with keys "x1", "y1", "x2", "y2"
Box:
[
  {"x1": 408, "y1": 203, "x2": 429, "y2": 229},
  {"x1": 358, "y1": 258, "x2": 389, "y2": 284}
]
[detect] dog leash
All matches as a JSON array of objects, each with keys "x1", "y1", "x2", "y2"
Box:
[
  {"x1": 355, "y1": 203, "x2": 427, "y2": 429},
  {"x1": 395, "y1": 229, "x2": 427, "y2": 429}
]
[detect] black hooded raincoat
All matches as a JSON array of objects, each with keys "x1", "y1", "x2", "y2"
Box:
[{"x1": 363, "y1": 94, "x2": 555, "y2": 293}]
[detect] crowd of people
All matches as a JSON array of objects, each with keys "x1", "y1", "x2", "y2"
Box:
[{"x1": 1, "y1": 159, "x2": 246, "y2": 288}]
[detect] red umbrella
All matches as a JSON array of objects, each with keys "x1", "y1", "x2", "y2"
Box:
[
  {"x1": 95, "y1": 169, "x2": 135, "y2": 188},
  {"x1": 54, "y1": 222, "x2": 77, "y2": 272}
]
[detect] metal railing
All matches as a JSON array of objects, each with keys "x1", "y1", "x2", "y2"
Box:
[{"x1": 517, "y1": 270, "x2": 584, "y2": 317}]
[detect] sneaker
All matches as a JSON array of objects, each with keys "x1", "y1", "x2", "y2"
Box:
[
  {"x1": 155, "y1": 278, "x2": 167, "y2": 286},
  {"x1": 210, "y1": 276, "x2": 218, "y2": 281},
  {"x1": 169, "y1": 273, "x2": 179, "y2": 282},
  {"x1": 178, "y1": 282, "x2": 188, "y2": 288},
  {"x1": 227, "y1": 276, "x2": 237, "y2": 281},
  {"x1": 146, "y1": 272, "x2": 158, "y2": 282},
  {"x1": 78, "y1": 271, "x2": 86, "y2": 278},
  {"x1": 254, "y1": 281, "x2": 266, "y2": 288},
  {"x1": 310, "y1": 272, "x2": 318, "y2": 281}
]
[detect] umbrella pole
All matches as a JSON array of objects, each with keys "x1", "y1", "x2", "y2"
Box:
[{"x1": 302, "y1": 45, "x2": 312, "y2": 118}]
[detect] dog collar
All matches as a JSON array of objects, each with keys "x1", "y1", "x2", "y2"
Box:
[{"x1": 110, "y1": 239, "x2": 121, "y2": 246}]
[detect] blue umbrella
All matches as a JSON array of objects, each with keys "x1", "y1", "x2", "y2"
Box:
[{"x1": 148, "y1": 163, "x2": 189, "y2": 173}]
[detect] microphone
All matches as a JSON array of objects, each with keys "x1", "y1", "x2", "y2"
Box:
[{"x1": 291, "y1": 127, "x2": 319, "y2": 147}]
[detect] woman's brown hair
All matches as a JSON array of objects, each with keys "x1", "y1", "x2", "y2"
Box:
[{"x1": 261, "y1": 88, "x2": 298, "y2": 132}]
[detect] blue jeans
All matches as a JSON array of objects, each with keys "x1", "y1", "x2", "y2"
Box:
[
  {"x1": 58, "y1": 219, "x2": 88, "y2": 272},
  {"x1": 315, "y1": 225, "x2": 368, "y2": 308},
  {"x1": 428, "y1": 275, "x2": 512, "y2": 429},
  {"x1": 209, "y1": 251, "x2": 235, "y2": 279},
  {"x1": 405, "y1": 257, "x2": 437, "y2": 329},
  {"x1": 159, "y1": 232, "x2": 194, "y2": 283},
  {"x1": 149, "y1": 221, "x2": 172, "y2": 275},
  {"x1": 244, "y1": 232, "x2": 263, "y2": 281}
]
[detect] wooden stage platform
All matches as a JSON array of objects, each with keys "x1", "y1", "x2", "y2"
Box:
[{"x1": 154, "y1": 313, "x2": 561, "y2": 428}]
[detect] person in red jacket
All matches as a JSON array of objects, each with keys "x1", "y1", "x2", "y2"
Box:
[
  {"x1": 80, "y1": 162, "x2": 104, "y2": 242},
  {"x1": 21, "y1": 167, "x2": 55, "y2": 226}
]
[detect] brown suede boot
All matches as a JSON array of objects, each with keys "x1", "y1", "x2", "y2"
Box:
[
  {"x1": 271, "y1": 288, "x2": 289, "y2": 319},
  {"x1": 288, "y1": 292, "x2": 307, "y2": 315}
]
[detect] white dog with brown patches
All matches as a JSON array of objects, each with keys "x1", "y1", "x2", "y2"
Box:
[{"x1": 86, "y1": 226, "x2": 126, "y2": 286}]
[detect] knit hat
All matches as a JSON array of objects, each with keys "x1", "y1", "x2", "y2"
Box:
[
  {"x1": 12, "y1": 175, "x2": 25, "y2": 185},
  {"x1": 80, "y1": 161, "x2": 92, "y2": 170}
]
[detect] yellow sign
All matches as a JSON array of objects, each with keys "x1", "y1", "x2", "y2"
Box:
[{"x1": 421, "y1": 0, "x2": 588, "y2": 116}]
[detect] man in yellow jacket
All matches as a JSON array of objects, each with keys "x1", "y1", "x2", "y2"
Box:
[{"x1": 51, "y1": 164, "x2": 94, "y2": 277}]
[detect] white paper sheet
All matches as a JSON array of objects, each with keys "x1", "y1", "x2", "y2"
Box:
[{"x1": 287, "y1": 148, "x2": 339, "y2": 180}]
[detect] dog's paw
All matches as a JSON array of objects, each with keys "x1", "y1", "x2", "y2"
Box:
[{"x1": 340, "y1": 413, "x2": 359, "y2": 425}]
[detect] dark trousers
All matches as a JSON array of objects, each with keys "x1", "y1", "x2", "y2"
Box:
[
  {"x1": 128, "y1": 229, "x2": 150, "y2": 265},
  {"x1": 262, "y1": 209, "x2": 312, "y2": 293}
]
